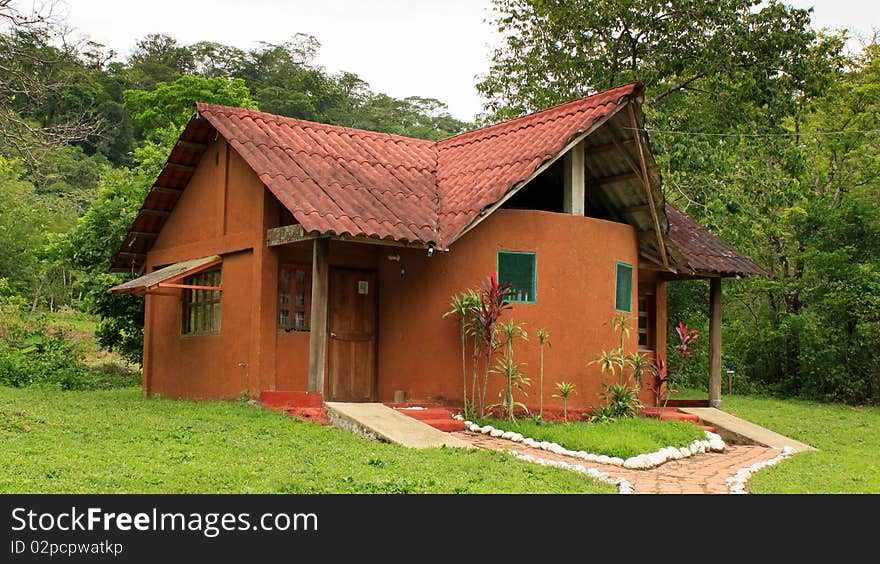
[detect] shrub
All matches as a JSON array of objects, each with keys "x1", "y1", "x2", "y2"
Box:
[{"x1": 0, "y1": 315, "x2": 135, "y2": 390}]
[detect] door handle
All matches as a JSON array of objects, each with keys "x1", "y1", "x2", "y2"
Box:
[{"x1": 330, "y1": 332, "x2": 337, "y2": 338}]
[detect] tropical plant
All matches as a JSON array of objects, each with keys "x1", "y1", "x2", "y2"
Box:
[
  {"x1": 591, "y1": 383, "x2": 643, "y2": 422},
  {"x1": 443, "y1": 289, "x2": 480, "y2": 418},
  {"x1": 474, "y1": 273, "x2": 511, "y2": 417},
  {"x1": 552, "y1": 381, "x2": 576, "y2": 422},
  {"x1": 648, "y1": 322, "x2": 701, "y2": 408},
  {"x1": 588, "y1": 314, "x2": 645, "y2": 419},
  {"x1": 490, "y1": 318, "x2": 529, "y2": 421},
  {"x1": 537, "y1": 328, "x2": 550, "y2": 415}
]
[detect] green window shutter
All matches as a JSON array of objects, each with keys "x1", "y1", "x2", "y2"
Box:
[
  {"x1": 616, "y1": 262, "x2": 633, "y2": 312},
  {"x1": 498, "y1": 251, "x2": 537, "y2": 303}
]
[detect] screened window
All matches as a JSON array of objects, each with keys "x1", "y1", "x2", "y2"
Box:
[
  {"x1": 181, "y1": 267, "x2": 222, "y2": 335},
  {"x1": 279, "y1": 264, "x2": 311, "y2": 331},
  {"x1": 615, "y1": 262, "x2": 633, "y2": 312},
  {"x1": 498, "y1": 251, "x2": 537, "y2": 303},
  {"x1": 638, "y1": 291, "x2": 655, "y2": 350}
]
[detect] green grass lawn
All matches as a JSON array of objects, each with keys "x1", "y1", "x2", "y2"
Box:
[
  {"x1": 0, "y1": 386, "x2": 613, "y2": 494},
  {"x1": 478, "y1": 417, "x2": 706, "y2": 459},
  {"x1": 711, "y1": 394, "x2": 880, "y2": 494}
]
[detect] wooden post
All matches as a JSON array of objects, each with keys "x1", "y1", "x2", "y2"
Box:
[
  {"x1": 709, "y1": 277, "x2": 722, "y2": 409},
  {"x1": 563, "y1": 140, "x2": 585, "y2": 215},
  {"x1": 308, "y1": 238, "x2": 330, "y2": 394}
]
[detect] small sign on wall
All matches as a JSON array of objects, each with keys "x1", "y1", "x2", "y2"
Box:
[{"x1": 357, "y1": 280, "x2": 369, "y2": 295}]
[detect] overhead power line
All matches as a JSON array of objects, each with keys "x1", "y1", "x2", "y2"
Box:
[{"x1": 628, "y1": 127, "x2": 880, "y2": 138}]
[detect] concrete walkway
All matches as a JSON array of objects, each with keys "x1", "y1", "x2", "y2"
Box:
[
  {"x1": 325, "y1": 402, "x2": 473, "y2": 449},
  {"x1": 679, "y1": 407, "x2": 816, "y2": 452},
  {"x1": 457, "y1": 432, "x2": 782, "y2": 494}
]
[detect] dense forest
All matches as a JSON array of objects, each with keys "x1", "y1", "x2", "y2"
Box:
[{"x1": 0, "y1": 1, "x2": 878, "y2": 403}]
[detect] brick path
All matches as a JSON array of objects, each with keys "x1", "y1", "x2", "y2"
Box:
[{"x1": 454, "y1": 432, "x2": 781, "y2": 494}]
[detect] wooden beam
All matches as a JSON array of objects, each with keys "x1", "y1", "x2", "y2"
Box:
[
  {"x1": 308, "y1": 238, "x2": 330, "y2": 395},
  {"x1": 592, "y1": 168, "x2": 658, "y2": 186},
  {"x1": 628, "y1": 104, "x2": 669, "y2": 267},
  {"x1": 333, "y1": 235, "x2": 429, "y2": 249},
  {"x1": 267, "y1": 224, "x2": 321, "y2": 246},
  {"x1": 165, "y1": 163, "x2": 196, "y2": 173},
  {"x1": 139, "y1": 209, "x2": 171, "y2": 217},
  {"x1": 584, "y1": 138, "x2": 636, "y2": 155},
  {"x1": 709, "y1": 277, "x2": 723, "y2": 408},
  {"x1": 563, "y1": 139, "x2": 586, "y2": 215},
  {"x1": 621, "y1": 204, "x2": 651, "y2": 215},
  {"x1": 157, "y1": 283, "x2": 222, "y2": 291},
  {"x1": 151, "y1": 186, "x2": 184, "y2": 196},
  {"x1": 117, "y1": 252, "x2": 146, "y2": 258},
  {"x1": 175, "y1": 140, "x2": 208, "y2": 150}
]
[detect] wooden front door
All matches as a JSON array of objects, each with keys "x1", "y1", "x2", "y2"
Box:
[{"x1": 327, "y1": 269, "x2": 377, "y2": 401}]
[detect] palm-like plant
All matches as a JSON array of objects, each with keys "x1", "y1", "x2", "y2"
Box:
[
  {"x1": 443, "y1": 289, "x2": 480, "y2": 416},
  {"x1": 553, "y1": 381, "x2": 576, "y2": 422},
  {"x1": 537, "y1": 328, "x2": 550, "y2": 415},
  {"x1": 492, "y1": 318, "x2": 528, "y2": 421}
]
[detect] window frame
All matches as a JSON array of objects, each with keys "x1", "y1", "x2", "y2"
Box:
[
  {"x1": 637, "y1": 290, "x2": 655, "y2": 351},
  {"x1": 497, "y1": 250, "x2": 538, "y2": 304},
  {"x1": 278, "y1": 263, "x2": 312, "y2": 332},
  {"x1": 180, "y1": 266, "x2": 223, "y2": 336},
  {"x1": 615, "y1": 262, "x2": 634, "y2": 313}
]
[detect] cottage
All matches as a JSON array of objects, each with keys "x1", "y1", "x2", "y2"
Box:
[{"x1": 110, "y1": 82, "x2": 764, "y2": 411}]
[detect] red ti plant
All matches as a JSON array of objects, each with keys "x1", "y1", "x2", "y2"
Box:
[
  {"x1": 647, "y1": 356, "x2": 675, "y2": 409},
  {"x1": 674, "y1": 321, "x2": 700, "y2": 359},
  {"x1": 475, "y1": 272, "x2": 511, "y2": 417},
  {"x1": 650, "y1": 322, "x2": 700, "y2": 409}
]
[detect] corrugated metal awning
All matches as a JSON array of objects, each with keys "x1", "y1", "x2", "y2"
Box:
[{"x1": 109, "y1": 255, "x2": 222, "y2": 294}]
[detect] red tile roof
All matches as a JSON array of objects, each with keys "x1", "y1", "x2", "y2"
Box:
[
  {"x1": 666, "y1": 204, "x2": 767, "y2": 277},
  {"x1": 113, "y1": 82, "x2": 766, "y2": 278},
  {"x1": 196, "y1": 82, "x2": 643, "y2": 248}
]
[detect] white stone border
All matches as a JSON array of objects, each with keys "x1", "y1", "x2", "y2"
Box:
[
  {"x1": 505, "y1": 449, "x2": 635, "y2": 494},
  {"x1": 462, "y1": 420, "x2": 726, "y2": 470},
  {"x1": 726, "y1": 446, "x2": 797, "y2": 494}
]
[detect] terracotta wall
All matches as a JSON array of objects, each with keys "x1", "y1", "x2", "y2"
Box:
[
  {"x1": 375, "y1": 209, "x2": 643, "y2": 410},
  {"x1": 142, "y1": 139, "x2": 668, "y2": 408},
  {"x1": 144, "y1": 139, "x2": 269, "y2": 399}
]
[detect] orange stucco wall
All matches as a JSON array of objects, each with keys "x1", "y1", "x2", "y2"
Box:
[
  {"x1": 374, "y1": 209, "x2": 649, "y2": 410},
  {"x1": 144, "y1": 139, "x2": 271, "y2": 399},
  {"x1": 142, "y1": 140, "x2": 668, "y2": 410}
]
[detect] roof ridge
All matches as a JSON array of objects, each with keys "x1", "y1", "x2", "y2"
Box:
[
  {"x1": 196, "y1": 102, "x2": 436, "y2": 145},
  {"x1": 436, "y1": 82, "x2": 644, "y2": 146}
]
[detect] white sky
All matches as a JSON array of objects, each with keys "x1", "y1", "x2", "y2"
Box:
[{"x1": 60, "y1": 0, "x2": 879, "y2": 122}]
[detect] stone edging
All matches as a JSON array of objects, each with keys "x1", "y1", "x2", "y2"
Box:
[
  {"x1": 726, "y1": 446, "x2": 797, "y2": 494},
  {"x1": 462, "y1": 420, "x2": 726, "y2": 470},
  {"x1": 504, "y1": 449, "x2": 635, "y2": 494}
]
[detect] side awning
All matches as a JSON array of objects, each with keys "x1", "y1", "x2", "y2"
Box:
[{"x1": 109, "y1": 255, "x2": 222, "y2": 294}]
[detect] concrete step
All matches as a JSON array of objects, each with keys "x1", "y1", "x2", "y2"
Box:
[
  {"x1": 325, "y1": 402, "x2": 473, "y2": 449},
  {"x1": 679, "y1": 407, "x2": 816, "y2": 451},
  {"x1": 394, "y1": 407, "x2": 454, "y2": 421},
  {"x1": 420, "y1": 419, "x2": 466, "y2": 432},
  {"x1": 641, "y1": 406, "x2": 702, "y2": 424}
]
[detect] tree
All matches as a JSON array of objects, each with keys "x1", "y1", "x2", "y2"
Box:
[
  {"x1": 124, "y1": 74, "x2": 257, "y2": 141},
  {"x1": 477, "y1": 0, "x2": 827, "y2": 122},
  {"x1": 0, "y1": 1, "x2": 101, "y2": 164},
  {"x1": 479, "y1": 0, "x2": 880, "y2": 403}
]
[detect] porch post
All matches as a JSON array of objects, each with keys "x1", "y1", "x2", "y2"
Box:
[
  {"x1": 563, "y1": 140, "x2": 586, "y2": 215},
  {"x1": 308, "y1": 238, "x2": 330, "y2": 394},
  {"x1": 708, "y1": 277, "x2": 722, "y2": 409}
]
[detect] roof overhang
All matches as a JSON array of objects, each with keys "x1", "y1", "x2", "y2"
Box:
[
  {"x1": 109, "y1": 255, "x2": 222, "y2": 294},
  {"x1": 109, "y1": 115, "x2": 216, "y2": 273}
]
